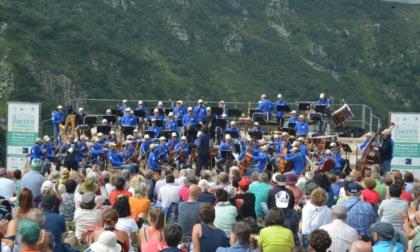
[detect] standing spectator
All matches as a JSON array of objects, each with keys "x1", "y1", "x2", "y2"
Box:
[
  {"x1": 0, "y1": 168, "x2": 15, "y2": 200},
  {"x1": 59, "y1": 180, "x2": 76, "y2": 221},
  {"x1": 179, "y1": 185, "x2": 202, "y2": 239},
  {"x1": 109, "y1": 177, "x2": 132, "y2": 206},
  {"x1": 216, "y1": 222, "x2": 258, "y2": 252},
  {"x1": 258, "y1": 207, "x2": 294, "y2": 251},
  {"x1": 233, "y1": 179, "x2": 256, "y2": 219},
  {"x1": 74, "y1": 192, "x2": 102, "y2": 240},
  {"x1": 139, "y1": 207, "x2": 166, "y2": 252},
  {"x1": 196, "y1": 126, "x2": 210, "y2": 176},
  {"x1": 214, "y1": 189, "x2": 237, "y2": 237},
  {"x1": 113, "y1": 195, "x2": 138, "y2": 252},
  {"x1": 21, "y1": 158, "x2": 46, "y2": 207},
  {"x1": 198, "y1": 180, "x2": 216, "y2": 205},
  {"x1": 192, "y1": 203, "x2": 229, "y2": 252},
  {"x1": 248, "y1": 173, "x2": 272, "y2": 218},
  {"x1": 308, "y1": 229, "x2": 332, "y2": 252},
  {"x1": 41, "y1": 195, "x2": 66, "y2": 252},
  {"x1": 158, "y1": 174, "x2": 181, "y2": 210},
  {"x1": 339, "y1": 183, "x2": 377, "y2": 241},
  {"x1": 320, "y1": 204, "x2": 359, "y2": 252},
  {"x1": 378, "y1": 184, "x2": 408, "y2": 230}
]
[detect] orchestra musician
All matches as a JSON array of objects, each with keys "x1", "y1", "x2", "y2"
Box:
[
  {"x1": 226, "y1": 121, "x2": 240, "y2": 134},
  {"x1": 157, "y1": 136, "x2": 170, "y2": 164},
  {"x1": 281, "y1": 146, "x2": 305, "y2": 175},
  {"x1": 359, "y1": 132, "x2": 375, "y2": 151},
  {"x1": 59, "y1": 134, "x2": 80, "y2": 171},
  {"x1": 52, "y1": 105, "x2": 65, "y2": 146},
  {"x1": 134, "y1": 100, "x2": 148, "y2": 131},
  {"x1": 106, "y1": 131, "x2": 118, "y2": 145},
  {"x1": 193, "y1": 99, "x2": 207, "y2": 123},
  {"x1": 201, "y1": 107, "x2": 217, "y2": 140},
  {"x1": 76, "y1": 107, "x2": 89, "y2": 138},
  {"x1": 174, "y1": 136, "x2": 190, "y2": 170},
  {"x1": 107, "y1": 142, "x2": 138, "y2": 174},
  {"x1": 316, "y1": 149, "x2": 342, "y2": 175},
  {"x1": 155, "y1": 101, "x2": 165, "y2": 110},
  {"x1": 216, "y1": 113, "x2": 228, "y2": 144},
  {"x1": 182, "y1": 107, "x2": 198, "y2": 143},
  {"x1": 148, "y1": 144, "x2": 162, "y2": 172},
  {"x1": 77, "y1": 135, "x2": 90, "y2": 168},
  {"x1": 244, "y1": 144, "x2": 270, "y2": 175},
  {"x1": 317, "y1": 93, "x2": 331, "y2": 134},
  {"x1": 141, "y1": 134, "x2": 151, "y2": 153},
  {"x1": 148, "y1": 119, "x2": 161, "y2": 138},
  {"x1": 256, "y1": 94, "x2": 274, "y2": 120},
  {"x1": 106, "y1": 109, "x2": 112, "y2": 116},
  {"x1": 167, "y1": 132, "x2": 180, "y2": 148},
  {"x1": 30, "y1": 138, "x2": 43, "y2": 165},
  {"x1": 123, "y1": 140, "x2": 134, "y2": 163},
  {"x1": 280, "y1": 132, "x2": 292, "y2": 151},
  {"x1": 216, "y1": 134, "x2": 236, "y2": 173},
  {"x1": 165, "y1": 112, "x2": 178, "y2": 131},
  {"x1": 132, "y1": 129, "x2": 141, "y2": 143},
  {"x1": 97, "y1": 133, "x2": 106, "y2": 147},
  {"x1": 287, "y1": 110, "x2": 299, "y2": 124},
  {"x1": 121, "y1": 108, "x2": 138, "y2": 127},
  {"x1": 297, "y1": 137, "x2": 308, "y2": 159},
  {"x1": 377, "y1": 129, "x2": 394, "y2": 176},
  {"x1": 295, "y1": 115, "x2": 309, "y2": 138},
  {"x1": 90, "y1": 137, "x2": 104, "y2": 170},
  {"x1": 41, "y1": 135, "x2": 62, "y2": 176},
  {"x1": 217, "y1": 100, "x2": 228, "y2": 118},
  {"x1": 249, "y1": 122, "x2": 262, "y2": 140},
  {"x1": 238, "y1": 136, "x2": 254, "y2": 162},
  {"x1": 275, "y1": 94, "x2": 287, "y2": 130},
  {"x1": 173, "y1": 100, "x2": 187, "y2": 122},
  {"x1": 119, "y1": 99, "x2": 130, "y2": 111},
  {"x1": 269, "y1": 134, "x2": 283, "y2": 167}
]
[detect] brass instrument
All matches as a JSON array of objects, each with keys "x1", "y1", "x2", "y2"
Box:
[{"x1": 59, "y1": 115, "x2": 76, "y2": 143}]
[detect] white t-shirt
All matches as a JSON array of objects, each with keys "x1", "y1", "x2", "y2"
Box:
[
  {"x1": 2, "y1": 242, "x2": 11, "y2": 252},
  {"x1": 74, "y1": 208, "x2": 102, "y2": 239},
  {"x1": 116, "y1": 217, "x2": 139, "y2": 252},
  {"x1": 0, "y1": 178, "x2": 16, "y2": 200}
]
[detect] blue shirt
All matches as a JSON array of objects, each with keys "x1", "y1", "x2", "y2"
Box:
[
  {"x1": 193, "y1": 105, "x2": 207, "y2": 121},
  {"x1": 373, "y1": 241, "x2": 404, "y2": 252},
  {"x1": 52, "y1": 111, "x2": 65, "y2": 131},
  {"x1": 148, "y1": 126, "x2": 161, "y2": 138},
  {"x1": 43, "y1": 210, "x2": 66, "y2": 252},
  {"x1": 121, "y1": 114, "x2": 138, "y2": 126},
  {"x1": 107, "y1": 149, "x2": 125, "y2": 167},
  {"x1": 173, "y1": 105, "x2": 188, "y2": 120},
  {"x1": 257, "y1": 99, "x2": 273, "y2": 115},
  {"x1": 182, "y1": 114, "x2": 198, "y2": 128},
  {"x1": 284, "y1": 152, "x2": 304, "y2": 175},
  {"x1": 148, "y1": 150, "x2": 162, "y2": 171},
  {"x1": 295, "y1": 121, "x2": 309, "y2": 136},
  {"x1": 90, "y1": 144, "x2": 103, "y2": 162},
  {"x1": 288, "y1": 117, "x2": 299, "y2": 124},
  {"x1": 77, "y1": 141, "x2": 88, "y2": 162},
  {"x1": 275, "y1": 100, "x2": 287, "y2": 117},
  {"x1": 30, "y1": 144, "x2": 42, "y2": 164},
  {"x1": 141, "y1": 140, "x2": 150, "y2": 153},
  {"x1": 174, "y1": 142, "x2": 189, "y2": 160},
  {"x1": 134, "y1": 106, "x2": 148, "y2": 117},
  {"x1": 41, "y1": 142, "x2": 57, "y2": 160},
  {"x1": 119, "y1": 105, "x2": 130, "y2": 111},
  {"x1": 21, "y1": 170, "x2": 46, "y2": 199},
  {"x1": 216, "y1": 243, "x2": 258, "y2": 252},
  {"x1": 251, "y1": 152, "x2": 270, "y2": 172},
  {"x1": 157, "y1": 144, "x2": 170, "y2": 162},
  {"x1": 165, "y1": 120, "x2": 178, "y2": 131},
  {"x1": 339, "y1": 196, "x2": 377, "y2": 236}
]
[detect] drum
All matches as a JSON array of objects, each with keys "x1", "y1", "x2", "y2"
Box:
[{"x1": 331, "y1": 104, "x2": 353, "y2": 126}]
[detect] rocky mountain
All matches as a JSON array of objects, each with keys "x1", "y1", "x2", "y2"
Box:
[{"x1": 1, "y1": 0, "x2": 420, "y2": 137}]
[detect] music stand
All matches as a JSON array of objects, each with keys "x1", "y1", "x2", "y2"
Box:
[
  {"x1": 341, "y1": 143, "x2": 352, "y2": 153},
  {"x1": 134, "y1": 110, "x2": 146, "y2": 117},
  {"x1": 83, "y1": 116, "x2": 97, "y2": 126},
  {"x1": 228, "y1": 131, "x2": 240, "y2": 139},
  {"x1": 216, "y1": 119, "x2": 227, "y2": 127},
  {"x1": 282, "y1": 127, "x2": 296, "y2": 136},
  {"x1": 229, "y1": 109, "x2": 242, "y2": 117},
  {"x1": 177, "y1": 120, "x2": 183, "y2": 127},
  {"x1": 211, "y1": 107, "x2": 223, "y2": 115},
  {"x1": 298, "y1": 103, "x2": 311, "y2": 111},
  {"x1": 310, "y1": 113, "x2": 322, "y2": 121},
  {"x1": 111, "y1": 109, "x2": 123, "y2": 117},
  {"x1": 97, "y1": 125, "x2": 111, "y2": 135},
  {"x1": 249, "y1": 109, "x2": 262, "y2": 118},
  {"x1": 277, "y1": 105, "x2": 290, "y2": 112},
  {"x1": 315, "y1": 105, "x2": 327, "y2": 113},
  {"x1": 103, "y1": 115, "x2": 117, "y2": 125},
  {"x1": 155, "y1": 120, "x2": 163, "y2": 128},
  {"x1": 253, "y1": 113, "x2": 267, "y2": 122},
  {"x1": 188, "y1": 144, "x2": 197, "y2": 154},
  {"x1": 249, "y1": 131, "x2": 262, "y2": 139},
  {"x1": 163, "y1": 130, "x2": 177, "y2": 139},
  {"x1": 144, "y1": 131, "x2": 155, "y2": 139},
  {"x1": 220, "y1": 150, "x2": 233, "y2": 159},
  {"x1": 165, "y1": 109, "x2": 173, "y2": 116},
  {"x1": 288, "y1": 122, "x2": 296, "y2": 129},
  {"x1": 122, "y1": 126, "x2": 135, "y2": 136}
]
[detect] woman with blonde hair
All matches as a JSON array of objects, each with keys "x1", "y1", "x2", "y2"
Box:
[
  {"x1": 129, "y1": 182, "x2": 151, "y2": 222},
  {"x1": 139, "y1": 207, "x2": 166, "y2": 252},
  {"x1": 128, "y1": 175, "x2": 146, "y2": 195}
]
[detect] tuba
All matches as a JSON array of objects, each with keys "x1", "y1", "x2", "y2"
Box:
[{"x1": 59, "y1": 115, "x2": 76, "y2": 143}]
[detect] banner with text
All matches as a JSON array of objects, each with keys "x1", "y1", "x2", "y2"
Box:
[
  {"x1": 7, "y1": 102, "x2": 40, "y2": 170},
  {"x1": 390, "y1": 112, "x2": 420, "y2": 175}
]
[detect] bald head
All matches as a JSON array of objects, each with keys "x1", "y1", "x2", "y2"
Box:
[
  {"x1": 349, "y1": 241, "x2": 372, "y2": 252},
  {"x1": 188, "y1": 184, "x2": 200, "y2": 201}
]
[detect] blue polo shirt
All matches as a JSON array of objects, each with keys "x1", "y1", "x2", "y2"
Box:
[{"x1": 43, "y1": 209, "x2": 66, "y2": 252}]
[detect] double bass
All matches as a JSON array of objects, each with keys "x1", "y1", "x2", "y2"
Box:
[{"x1": 278, "y1": 137, "x2": 293, "y2": 173}]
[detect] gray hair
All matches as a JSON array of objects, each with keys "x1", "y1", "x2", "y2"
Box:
[
  {"x1": 0, "y1": 168, "x2": 6, "y2": 177},
  {"x1": 87, "y1": 171, "x2": 99, "y2": 183},
  {"x1": 102, "y1": 171, "x2": 110, "y2": 180},
  {"x1": 179, "y1": 169, "x2": 188, "y2": 177},
  {"x1": 259, "y1": 173, "x2": 269, "y2": 183},
  {"x1": 218, "y1": 172, "x2": 229, "y2": 184},
  {"x1": 134, "y1": 182, "x2": 148, "y2": 198},
  {"x1": 371, "y1": 164, "x2": 381, "y2": 173},
  {"x1": 250, "y1": 172, "x2": 259, "y2": 182},
  {"x1": 121, "y1": 169, "x2": 130, "y2": 180},
  {"x1": 231, "y1": 222, "x2": 252, "y2": 245},
  {"x1": 27, "y1": 209, "x2": 46, "y2": 227},
  {"x1": 331, "y1": 204, "x2": 348, "y2": 220},
  {"x1": 198, "y1": 179, "x2": 209, "y2": 192}
]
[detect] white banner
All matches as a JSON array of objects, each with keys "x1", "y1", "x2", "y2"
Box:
[{"x1": 7, "y1": 102, "x2": 40, "y2": 170}]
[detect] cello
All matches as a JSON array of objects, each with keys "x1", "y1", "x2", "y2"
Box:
[
  {"x1": 239, "y1": 141, "x2": 253, "y2": 176},
  {"x1": 278, "y1": 136, "x2": 293, "y2": 173}
]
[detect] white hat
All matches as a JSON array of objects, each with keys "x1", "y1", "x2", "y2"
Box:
[
  {"x1": 297, "y1": 137, "x2": 304, "y2": 141},
  {"x1": 254, "y1": 122, "x2": 259, "y2": 126},
  {"x1": 126, "y1": 108, "x2": 131, "y2": 112},
  {"x1": 197, "y1": 132, "x2": 202, "y2": 137},
  {"x1": 206, "y1": 107, "x2": 211, "y2": 111},
  {"x1": 124, "y1": 140, "x2": 131, "y2": 146},
  {"x1": 282, "y1": 132, "x2": 289, "y2": 137},
  {"x1": 159, "y1": 136, "x2": 166, "y2": 141},
  {"x1": 150, "y1": 144, "x2": 158, "y2": 150},
  {"x1": 133, "y1": 129, "x2": 138, "y2": 133},
  {"x1": 144, "y1": 134, "x2": 150, "y2": 139},
  {"x1": 330, "y1": 142, "x2": 337, "y2": 147},
  {"x1": 123, "y1": 99, "x2": 127, "y2": 103},
  {"x1": 366, "y1": 132, "x2": 373, "y2": 137},
  {"x1": 127, "y1": 135, "x2": 133, "y2": 140},
  {"x1": 292, "y1": 141, "x2": 300, "y2": 147},
  {"x1": 176, "y1": 100, "x2": 182, "y2": 104},
  {"x1": 382, "y1": 129, "x2": 391, "y2": 136},
  {"x1": 291, "y1": 147, "x2": 299, "y2": 153},
  {"x1": 158, "y1": 101, "x2": 163, "y2": 106},
  {"x1": 181, "y1": 136, "x2": 187, "y2": 140},
  {"x1": 299, "y1": 115, "x2": 304, "y2": 119},
  {"x1": 172, "y1": 132, "x2": 177, "y2": 137},
  {"x1": 258, "y1": 101, "x2": 262, "y2": 104},
  {"x1": 198, "y1": 99, "x2": 203, "y2": 103},
  {"x1": 80, "y1": 135, "x2": 88, "y2": 140},
  {"x1": 225, "y1": 134, "x2": 232, "y2": 140},
  {"x1": 168, "y1": 112, "x2": 174, "y2": 117},
  {"x1": 35, "y1": 138, "x2": 42, "y2": 143},
  {"x1": 154, "y1": 109, "x2": 159, "y2": 113},
  {"x1": 97, "y1": 133, "x2": 103, "y2": 137},
  {"x1": 273, "y1": 134, "x2": 279, "y2": 139},
  {"x1": 106, "y1": 109, "x2": 111, "y2": 113},
  {"x1": 277, "y1": 94, "x2": 282, "y2": 98},
  {"x1": 57, "y1": 105, "x2": 63, "y2": 109},
  {"x1": 261, "y1": 94, "x2": 266, "y2": 99},
  {"x1": 222, "y1": 114, "x2": 227, "y2": 118},
  {"x1": 275, "y1": 190, "x2": 290, "y2": 209},
  {"x1": 247, "y1": 137, "x2": 253, "y2": 142},
  {"x1": 108, "y1": 142, "x2": 117, "y2": 147},
  {"x1": 258, "y1": 139, "x2": 266, "y2": 145},
  {"x1": 89, "y1": 231, "x2": 121, "y2": 252},
  {"x1": 102, "y1": 119, "x2": 108, "y2": 123},
  {"x1": 151, "y1": 118, "x2": 156, "y2": 122},
  {"x1": 325, "y1": 149, "x2": 332, "y2": 155},
  {"x1": 92, "y1": 137, "x2": 98, "y2": 142},
  {"x1": 110, "y1": 131, "x2": 116, "y2": 135},
  {"x1": 188, "y1": 107, "x2": 193, "y2": 111},
  {"x1": 220, "y1": 100, "x2": 225, "y2": 104},
  {"x1": 43, "y1": 135, "x2": 50, "y2": 141},
  {"x1": 261, "y1": 145, "x2": 268, "y2": 152},
  {"x1": 291, "y1": 110, "x2": 297, "y2": 114},
  {"x1": 230, "y1": 121, "x2": 235, "y2": 125},
  {"x1": 138, "y1": 100, "x2": 143, "y2": 105},
  {"x1": 79, "y1": 107, "x2": 84, "y2": 111},
  {"x1": 320, "y1": 93, "x2": 325, "y2": 99}
]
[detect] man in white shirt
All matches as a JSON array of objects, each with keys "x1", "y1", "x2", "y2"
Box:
[
  {"x1": 0, "y1": 168, "x2": 16, "y2": 200},
  {"x1": 175, "y1": 169, "x2": 188, "y2": 187},
  {"x1": 158, "y1": 174, "x2": 181, "y2": 209},
  {"x1": 320, "y1": 204, "x2": 359, "y2": 252}
]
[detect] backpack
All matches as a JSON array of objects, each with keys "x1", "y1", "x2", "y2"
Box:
[
  {"x1": 80, "y1": 226, "x2": 104, "y2": 246},
  {"x1": 166, "y1": 201, "x2": 179, "y2": 224}
]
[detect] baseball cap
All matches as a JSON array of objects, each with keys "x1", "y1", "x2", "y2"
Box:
[
  {"x1": 18, "y1": 220, "x2": 41, "y2": 242},
  {"x1": 275, "y1": 191, "x2": 290, "y2": 208},
  {"x1": 31, "y1": 158, "x2": 42, "y2": 171},
  {"x1": 238, "y1": 179, "x2": 250, "y2": 190},
  {"x1": 347, "y1": 183, "x2": 362, "y2": 193},
  {"x1": 272, "y1": 173, "x2": 286, "y2": 186},
  {"x1": 372, "y1": 222, "x2": 395, "y2": 240}
]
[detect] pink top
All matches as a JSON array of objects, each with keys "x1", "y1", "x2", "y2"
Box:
[
  {"x1": 141, "y1": 227, "x2": 165, "y2": 252},
  {"x1": 179, "y1": 185, "x2": 189, "y2": 201}
]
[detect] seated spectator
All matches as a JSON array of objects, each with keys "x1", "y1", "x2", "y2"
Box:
[
  {"x1": 87, "y1": 231, "x2": 121, "y2": 252},
  {"x1": 113, "y1": 195, "x2": 138, "y2": 251},
  {"x1": 404, "y1": 172, "x2": 414, "y2": 195},
  {"x1": 139, "y1": 207, "x2": 166, "y2": 252},
  {"x1": 161, "y1": 223, "x2": 184, "y2": 252},
  {"x1": 180, "y1": 173, "x2": 198, "y2": 201},
  {"x1": 59, "y1": 179, "x2": 76, "y2": 221},
  {"x1": 361, "y1": 177, "x2": 380, "y2": 205},
  {"x1": 216, "y1": 222, "x2": 258, "y2": 252},
  {"x1": 179, "y1": 185, "x2": 202, "y2": 239},
  {"x1": 248, "y1": 172, "x2": 272, "y2": 217},
  {"x1": 378, "y1": 184, "x2": 408, "y2": 230},
  {"x1": 258, "y1": 207, "x2": 294, "y2": 251},
  {"x1": 214, "y1": 189, "x2": 238, "y2": 237},
  {"x1": 192, "y1": 203, "x2": 229, "y2": 252},
  {"x1": 198, "y1": 180, "x2": 216, "y2": 205},
  {"x1": 158, "y1": 174, "x2": 181, "y2": 210},
  {"x1": 308, "y1": 229, "x2": 332, "y2": 252},
  {"x1": 313, "y1": 173, "x2": 334, "y2": 207},
  {"x1": 109, "y1": 177, "x2": 132, "y2": 206},
  {"x1": 348, "y1": 240, "x2": 372, "y2": 252},
  {"x1": 233, "y1": 179, "x2": 256, "y2": 219},
  {"x1": 129, "y1": 182, "x2": 151, "y2": 220},
  {"x1": 285, "y1": 173, "x2": 302, "y2": 209},
  {"x1": 74, "y1": 192, "x2": 102, "y2": 240},
  {"x1": 40, "y1": 195, "x2": 68, "y2": 252},
  {"x1": 105, "y1": 174, "x2": 117, "y2": 195},
  {"x1": 372, "y1": 222, "x2": 404, "y2": 252},
  {"x1": 394, "y1": 178, "x2": 413, "y2": 203},
  {"x1": 267, "y1": 173, "x2": 295, "y2": 210},
  {"x1": 18, "y1": 220, "x2": 50, "y2": 252}
]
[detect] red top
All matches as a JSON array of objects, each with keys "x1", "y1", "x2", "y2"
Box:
[
  {"x1": 109, "y1": 190, "x2": 132, "y2": 205},
  {"x1": 361, "y1": 188, "x2": 380, "y2": 205}
]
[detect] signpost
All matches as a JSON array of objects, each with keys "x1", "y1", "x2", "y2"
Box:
[{"x1": 7, "y1": 102, "x2": 40, "y2": 170}]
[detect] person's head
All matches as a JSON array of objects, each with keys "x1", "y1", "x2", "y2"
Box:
[
  {"x1": 164, "y1": 223, "x2": 183, "y2": 248},
  {"x1": 13, "y1": 169, "x2": 22, "y2": 180},
  {"x1": 310, "y1": 188, "x2": 328, "y2": 207},
  {"x1": 347, "y1": 182, "x2": 362, "y2": 197},
  {"x1": 80, "y1": 191, "x2": 96, "y2": 210},
  {"x1": 65, "y1": 179, "x2": 77, "y2": 194},
  {"x1": 364, "y1": 177, "x2": 376, "y2": 190},
  {"x1": 327, "y1": 173, "x2": 337, "y2": 184},
  {"x1": 41, "y1": 195, "x2": 56, "y2": 211},
  {"x1": 372, "y1": 222, "x2": 395, "y2": 241},
  {"x1": 389, "y1": 183, "x2": 402, "y2": 198},
  {"x1": 313, "y1": 173, "x2": 331, "y2": 192},
  {"x1": 265, "y1": 207, "x2": 284, "y2": 227},
  {"x1": 404, "y1": 172, "x2": 414, "y2": 183},
  {"x1": 18, "y1": 188, "x2": 34, "y2": 214},
  {"x1": 305, "y1": 170, "x2": 315, "y2": 181},
  {"x1": 218, "y1": 172, "x2": 229, "y2": 184},
  {"x1": 348, "y1": 240, "x2": 372, "y2": 252},
  {"x1": 230, "y1": 222, "x2": 252, "y2": 246},
  {"x1": 200, "y1": 170, "x2": 210, "y2": 181},
  {"x1": 216, "y1": 188, "x2": 228, "y2": 202},
  {"x1": 148, "y1": 207, "x2": 165, "y2": 230},
  {"x1": 102, "y1": 208, "x2": 119, "y2": 227},
  {"x1": 201, "y1": 125, "x2": 209, "y2": 134},
  {"x1": 134, "y1": 182, "x2": 148, "y2": 198},
  {"x1": 26, "y1": 209, "x2": 46, "y2": 227},
  {"x1": 412, "y1": 183, "x2": 420, "y2": 199},
  {"x1": 308, "y1": 229, "x2": 332, "y2": 252},
  {"x1": 67, "y1": 134, "x2": 75, "y2": 143},
  {"x1": 352, "y1": 171, "x2": 362, "y2": 182},
  {"x1": 393, "y1": 170, "x2": 403, "y2": 180},
  {"x1": 115, "y1": 177, "x2": 125, "y2": 190},
  {"x1": 188, "y1": 184, "x2": 200, "y2": 201},
  {"x1": 112, "y1": 195, "x2": 131, "y2": 217},
  {"x1": 198, "y1": 179, "x2": 209, "y2": 192},
  {"x1": 166, "y1": 174, "x2": 175, "y2": 184},
  {"x1": 331, "y1": 204, "x2": 348, "y2": 221},
  {"x1": 370, "y1": 164, "x2": 381, "y2": 178},
  {"x1": 394, "y1": 178, "x2": 406, "y2": 190},
  {"x1": 238, "y1": 179, "x2": 250, "y2": 192},
  {"x1": 18, "y1": 220, "x2": 41, "y2": 246},
  {"x1": 250, "y1": 172, "x2": 259, "y2": 182},
  {"x1": 258, "y1": 172, "x2": 269, "y2": 183},
  {"x1": 382, "y1": 177, "x2": 392, "y2": 187},
  {"x1": 199, "y1": 202, "x2": 215, "y2": 224}
]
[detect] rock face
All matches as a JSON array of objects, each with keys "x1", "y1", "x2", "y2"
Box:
[
  {"x1": 169, "y1": 21, "x2": 190, "y2": 44},
  {"x1": 102, "y1": 0, "x2": 131, "y2": 10},
  {"x1": 224, "y1": 33, "x2": 243, "y2": 53},
  {"x1": 265, "y1": 0, "x2": 293, "y2": 18}
]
